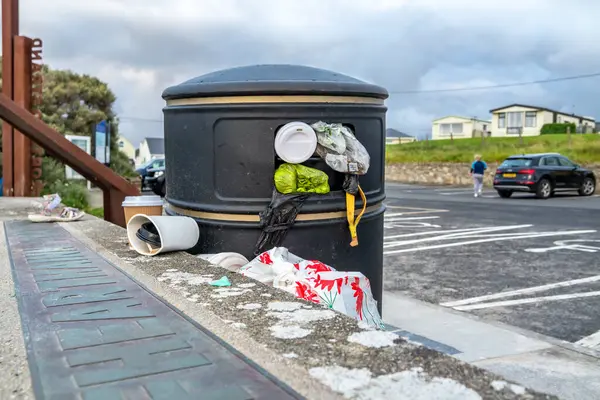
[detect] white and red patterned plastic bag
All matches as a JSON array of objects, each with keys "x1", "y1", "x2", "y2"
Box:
[{"x1": 239, "y1": 248, "x2": 383, "y2": 328}]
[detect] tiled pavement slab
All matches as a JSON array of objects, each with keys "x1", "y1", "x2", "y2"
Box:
[{"x1": 4, "y1": 221, "x2": 302, "y2": 400}]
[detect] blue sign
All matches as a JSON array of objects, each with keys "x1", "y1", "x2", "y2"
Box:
[
  {"x1": 95, "y1": 120, "x2": 107, "y2": 148},
  {"x1": 95, "y1": 120, "x2": 108, "y2": 164}
]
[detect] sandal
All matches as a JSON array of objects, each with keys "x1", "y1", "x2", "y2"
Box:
[{"x1": 28, "y1": 206, "x2": 85, "y2": 223}]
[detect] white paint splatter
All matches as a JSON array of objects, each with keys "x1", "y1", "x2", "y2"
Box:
[
  {"x1": 261, "y1": 293, "x2": 273, "y2": 297},
  {"x1": 491, "y1": 381, "x2": 526, "y2": 395},
  {"x1": 238, "y1": 283, "x2": 257, "y2": 288},
  {"x1": 166, "y1": 268, "x2": 178, "y2": 272},
  {"x1": 348, "y1": 331, "x2": 398, "y2": 348},
  {"x1": 283, "y1": 353, "x2": 299, "y2": 359},
  {"x1": 268, "y1": 309, "x2": 336, "y2": 324},
  {"x1": 158, "y1": 271, "x2": 214, "y2": 286},
  {"x1": 310, "y1": 366, "x2": 482, "y2": 400},
  {"x1": 357, "y1": 320, "x2": 376, "y2": 330},
  {"x1": 199, "y1": 302, "x2": 211, "y2": 307},
  {"x1": 329, "y1": 339, "x2": 337, "y2": 343},
  {"x1": 267, "y1": 301, "x2": 302, "y2": 312},
  {"x1": 210, "y1": 288, "x2": 252, "y2": 298},
  {"x1": 231, "y1": 322, "x2": 247, "y2": 329},
  {"x1": 186, "y1": 294, "x2": 200, "y2": 302},
  {"x1": 270, "y1": 325, "x2": 312, "y2": 339},
  {"x1": 237, "y1": 303, "x2": 262, "y2": 310}
]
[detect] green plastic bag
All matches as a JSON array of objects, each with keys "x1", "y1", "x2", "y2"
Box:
[{"x1": 274, "y1": 163, "x2": 330, "y2": 194}]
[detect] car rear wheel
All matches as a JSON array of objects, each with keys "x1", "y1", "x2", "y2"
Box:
[
  {"x1": 536, "y1": 179, "x2": 552, "y2": 199},
  {"x1": 579, "y1": 177, "x2": 596, "y2": 196},
  {"x1": 497, "y1": 190, "x2": 513, "y2": 198}
]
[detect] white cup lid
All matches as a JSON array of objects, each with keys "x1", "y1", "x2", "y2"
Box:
[
  {"x1": 122, "y1": 195, "x2": 163, "y2": 207},
  {"x1": 274, "y1": 121, "x2": 317, "y2": 164}
]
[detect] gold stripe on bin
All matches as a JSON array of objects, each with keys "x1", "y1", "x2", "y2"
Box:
[
  {"x1": 166, "y1": 95, "x2": 384, "y2": 107},
  {"x1": 166, "y1": 202, "x2": 383, "y2": 222}
]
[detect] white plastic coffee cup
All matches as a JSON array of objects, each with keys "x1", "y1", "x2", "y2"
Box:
[
  {"x1": 127, "y1": 214, "x2": 200, "y2": 256},
  {"x1": 274, "y1": 121, "x2": 317, "y2": 164}
]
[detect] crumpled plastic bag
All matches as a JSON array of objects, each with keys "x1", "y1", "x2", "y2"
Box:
[
  {"x1": 311, "y1": 122, "x2": 370, "y2": 175},
  {"x1": 274, "y1": 163, "x2": 330, "y2": 194},
  {"x1": 310, "y1": 121, "x2": 347, "y2": 154},
  {"x1": 254, "y1": 189, "x2": 309, "y2": 255},
  {"x1": 239, "y1": 247, "x2": 383, "y2": 328}
]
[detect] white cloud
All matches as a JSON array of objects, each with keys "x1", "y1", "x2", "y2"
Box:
[{"x1": 8, "y1": 0, "x2": 600, "y2": 142}]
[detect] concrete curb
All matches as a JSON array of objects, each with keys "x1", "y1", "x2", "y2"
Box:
[{"x1": 57, "y1": 217, "x2": 556, "y2": 399}]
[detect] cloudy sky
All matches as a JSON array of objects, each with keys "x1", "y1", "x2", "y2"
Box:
[{"x1": 10, "y1": 0, "x2": 600, "y2": 145}]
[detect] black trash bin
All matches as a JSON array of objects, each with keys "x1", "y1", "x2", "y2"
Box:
[{"x1": 162, "y1": 64, "x2": 388, "y2": 312}]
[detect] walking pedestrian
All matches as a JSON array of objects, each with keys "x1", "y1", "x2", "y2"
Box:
[{"x1": 470, "y1": 154, "x2": 487, "y2": 197}]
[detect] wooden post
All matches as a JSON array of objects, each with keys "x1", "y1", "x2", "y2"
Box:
[
  {"x1": 12, "y1": 36, "x2": 32, "y2": 197},
  {"x1": 567, "y1": 125, "x2": 571, "y2": 148},
  {"x1": 519, "y1": 127, "x2": 523, "y2": 146},
  {"x1": 1, "y1": 0, "x2": 19, "y2": 196}
]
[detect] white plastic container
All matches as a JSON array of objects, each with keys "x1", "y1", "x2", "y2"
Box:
[
  {"x1": 274, "y1": 121, "x2": 317, "y2": 164},
  {"x1": 127, "y1": 214, "x2": 199, "y2": 256},
  {"x1": 197, "y1": 253, "x2": 250, "y2": 272}
]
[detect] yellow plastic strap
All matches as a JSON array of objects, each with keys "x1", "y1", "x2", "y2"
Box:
[{"x1": 346, "y1": 185, "x2": 367, "y2": 247}]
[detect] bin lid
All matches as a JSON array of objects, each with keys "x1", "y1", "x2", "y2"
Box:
[{"x1": 162, "y1": 64, "x2": 388, "y2": 100}]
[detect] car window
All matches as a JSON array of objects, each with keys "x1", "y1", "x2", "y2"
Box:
[
  {"x1": 151, "y1": 160, "x2": 163, "y2": 169},
  {"x1": 543, "y1": 157, "x2": 559, "y2": 167},
  {"x1": 500, "y1": 158, "x2": 532, "y2": 168},
  {"x1": 558, "y1": 157, "x2": 574, "y2": 167}
]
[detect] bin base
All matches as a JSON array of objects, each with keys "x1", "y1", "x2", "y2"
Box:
[{"x1": 166, "y1": 205, "x2": 385, "y2": 315}]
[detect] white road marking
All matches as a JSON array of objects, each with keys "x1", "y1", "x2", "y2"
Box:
[
  {"x1": 384, "y1": 216, "x2": 440, "y2": 222},
  {"x1": 441, "y1": 274, "x2": 600, "y2": 308},
  {"x1": 384, "y1": 212, "x2": 405, "y2": 217},
  {"x1": 384, "y1": 222, "x2": 441, "y2": 229},
  {"x1": 440, "y1": 192, "x2": 474, "y2": 196},
  {"x1": 525, "y1": 239, "x2": 600, "y2": 253},
  {"x1": 384, "y1": 206, "x2": 449, "y2": 213},
  {"x1": 384, "y1": 227, "x2": 506, "y2": 240},
  {"x1": 575, "y1": 330, "x2": 600, "y2": 349},
  {"x1": 453, "y1": 291, "x2": 600, "y2": 311},
  {"x1": 383, "y1": 230, "x2": 596, "y2": 255},
  {"x1": 384, "y1": 225, "x2": 533, "y2": 249}
]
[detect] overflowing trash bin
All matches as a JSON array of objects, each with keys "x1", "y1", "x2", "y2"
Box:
[{"x1": 161, "y1": 64, "x2": 388, "y2": 312}]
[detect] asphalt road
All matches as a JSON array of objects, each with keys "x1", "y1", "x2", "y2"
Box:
[{"x1": 383, "y1": 182, "x2": 600, "y2": 347}]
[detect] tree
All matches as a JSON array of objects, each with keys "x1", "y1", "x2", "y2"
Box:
[{"x1": 0, "y1": 56, "x2": 135, "y2": 180}]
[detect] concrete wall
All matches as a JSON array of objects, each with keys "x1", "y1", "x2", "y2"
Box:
[{"x1": 386, "y1": 163, "x2": 600, "y2": 187}]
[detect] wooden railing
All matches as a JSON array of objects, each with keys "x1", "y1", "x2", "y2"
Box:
[{"x1": 0, "y1": 93, "x2": 140, "y2": 227}]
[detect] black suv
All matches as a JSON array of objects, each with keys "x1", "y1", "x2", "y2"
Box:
[{"x1": 493, "y1": 153, "x2": 596, "y2": 199}]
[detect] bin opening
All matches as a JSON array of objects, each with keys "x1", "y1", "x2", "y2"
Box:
[{"x1": 273, "y1": 121, "x2": 358, "y2": 193}]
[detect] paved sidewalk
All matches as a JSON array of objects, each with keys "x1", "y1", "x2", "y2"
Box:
[{"x1": 383, "y1": 291, "x2": 600, "y2": 400}]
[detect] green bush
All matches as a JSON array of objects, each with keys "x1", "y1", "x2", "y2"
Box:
[
  {"x1": 41, "y1": 158, "x2": 89, "y2": 209},
  {"x1": 540, "y1": 123, "x2": 577, "y2": 135},
  {"x1": 45, "y1": 180, "x2": 90, "y2": 210}
]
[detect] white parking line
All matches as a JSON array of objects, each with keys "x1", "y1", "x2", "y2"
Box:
[
  {"x1": 453, "y1": 291, "x2": 600, "y2": 311},
  {"x1": 383, "y1": 229, "x2": 596, "y2": 255},
  {"x1": 384, "y1": 216, "x2": 440, "y2": 222},
  {"x1": 384, "y1": 225, "x2": 533, "y2": 249},
  {"x1": 441, "y1": 274, "x2": 600, "y2": 307}
]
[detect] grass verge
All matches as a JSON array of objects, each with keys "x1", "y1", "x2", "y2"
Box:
[{"x1": 386, "y1": 134, "x2": 600, "y2": 164}]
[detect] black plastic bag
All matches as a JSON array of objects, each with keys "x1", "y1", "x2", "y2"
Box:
[
  {"x1": 343, "y1": 174, "x2": 359, "y2": 196},
  {"x1": 254, "y1": 188, "x2": 309, "y2": 255}
]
